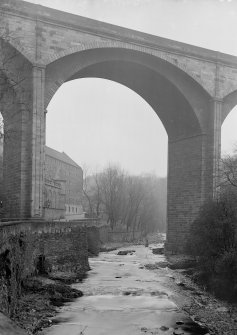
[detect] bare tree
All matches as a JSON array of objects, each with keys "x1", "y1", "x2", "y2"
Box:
[
  {"x1": 83, "y1": 164, "x2": 167, "y2": 238},
  {"x1": 99, "y1": 165, "x2": 125, "y2": 230},
  {"x1": 82, "y1": 167, "x2": 95, "y2": 217},
  {"x1": 135, "y1": 176, "x2": 161, "y2": 236},
  {"x1": 220, "y1": 154, "x2": 237, "y2": 188},
  {"x1": 121, "y1": 176, "x2": 145, "y2": 235},
  {"x1": 94, "y1": 172, "x2": 103, "y2": 217},
  {"x1": 82, "y1": 169, "x2": 103, "y2": 218}
]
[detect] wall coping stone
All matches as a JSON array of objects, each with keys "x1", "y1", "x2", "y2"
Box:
[{"x1": 1, "y1": 0, "x2": 237, "y2": 67}]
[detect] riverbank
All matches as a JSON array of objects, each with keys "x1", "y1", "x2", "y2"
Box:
[
  {"x1": 5, "y1": 237, "x2": 237, "y2": 335},
  {"x1": 146, "y1": 254, "x2": 237, "y2": 335},
  {"x1": 11, "y1": 273, "x2": 84, "y2": 334}
]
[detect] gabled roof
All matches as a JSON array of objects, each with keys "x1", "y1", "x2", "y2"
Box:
[{"x1": 45, "y1": 146, "x2": 81, "y2": 169}]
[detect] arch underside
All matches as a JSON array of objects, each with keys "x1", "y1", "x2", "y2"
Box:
[
  {"x1": 46, "y1": 48, "x2": 211, "y2": 141},
  {"x1": 70, "y1": 61, "x2": 200, "y2": 141}
]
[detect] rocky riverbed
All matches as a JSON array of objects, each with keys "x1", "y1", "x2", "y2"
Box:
[
  {"x1": 3, "y1": 242, "x2": 237, "y2": 335},
  {"x1": 38, "y1": 245, "x2": 211, "y2": 335}
]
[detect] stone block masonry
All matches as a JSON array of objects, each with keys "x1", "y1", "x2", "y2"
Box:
[
  {"x1": 2, "y1": 0, "x2": 237, "y2": 253},
  {"x1": 0, "y1": 220, "x2": 91, "y2": 317}
]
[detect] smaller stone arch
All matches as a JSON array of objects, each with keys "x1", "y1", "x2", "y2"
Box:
[{"x1": 222, "y1": 90, "x2": 237, "y2": 124}]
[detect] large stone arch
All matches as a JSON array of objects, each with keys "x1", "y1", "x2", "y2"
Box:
[
  {"x1": 46, "y1": 47, "x2": 210, "y2": 110},
  {"x1": 45, "y1": 47, "x2": 212, "y2": 252},
  {"x1": 46, "y1": 48, "x2": 211, "y2": 133},
  {"x1": 44, "y1": 42, "x2": 213, "y2": 97}
]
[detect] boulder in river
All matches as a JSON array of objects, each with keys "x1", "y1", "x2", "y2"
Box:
[
  {"x1": 152, "y1": 247, "x2": 164, "y2": 255},
  {"x1": 117, "y1": 250, "x2": 135, "y2": 255}
]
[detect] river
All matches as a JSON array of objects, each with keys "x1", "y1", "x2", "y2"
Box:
[{"x1": 41, "y1": 245, "x2": 209, "y2": 335}]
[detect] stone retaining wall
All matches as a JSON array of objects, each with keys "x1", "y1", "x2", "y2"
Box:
[{"x1": 0, "y1": 220, "x2": 90, "y2": 317}]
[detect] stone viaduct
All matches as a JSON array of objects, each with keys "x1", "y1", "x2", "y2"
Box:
[{"x1": 1, "y1": 0, "x2": 237, "y2": 252}]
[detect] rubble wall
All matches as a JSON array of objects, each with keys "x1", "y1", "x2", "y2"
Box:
[{"x1": 0, "y1": 220, "x2": 90, "y2": 316}]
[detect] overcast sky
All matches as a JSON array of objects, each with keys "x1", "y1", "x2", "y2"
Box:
[{"x1": 27, "y1": 0, "x2": 237, "y2": 176}]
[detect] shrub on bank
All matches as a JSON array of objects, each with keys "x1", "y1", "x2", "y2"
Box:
[{"x1": 187, "y1": 193, "x2": 237, "y2": 301}]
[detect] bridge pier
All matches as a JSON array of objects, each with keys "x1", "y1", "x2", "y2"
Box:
[
  {"x1": 165, "y1": 98, "x2": 223, "y2": 253},
  {"x1": 31, "y1": 65, "x2": 46, "y2": 218},
  {"x1": 166, "y1": 134, "x2": 205, "y2": 253},
  {"x1": 1, "y1": 65, "x2": 46, "y2": 219},
  {"x1": 2, "y1": 92, "x2": 31, "y2": 218}
]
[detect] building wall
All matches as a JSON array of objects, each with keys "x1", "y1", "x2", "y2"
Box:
[
  {"x1": 43, "y1": 178, "x2": 65, "y2": 220},
  {"x1": 44, "y1": 149, "x2": 84, "y2": 220},
  {"x1": 0, "y1": 143, "x2": 84, "y2": 220}
]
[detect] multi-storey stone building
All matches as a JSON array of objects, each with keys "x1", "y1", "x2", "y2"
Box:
[
  {"x1": 0, "y1": 143, "x2": 84, "y2": 220},
  {"x1": 44, "y1": 146, "x2": 84, "y2": 220}
]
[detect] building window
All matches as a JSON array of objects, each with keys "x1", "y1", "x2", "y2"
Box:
[{"x1": 49, "y1": 190, "x2": 52, "y2": 208}]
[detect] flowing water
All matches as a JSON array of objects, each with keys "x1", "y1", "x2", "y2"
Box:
[{"x1": 42, "y1": 245, "x2": 209, "y2": 335}]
